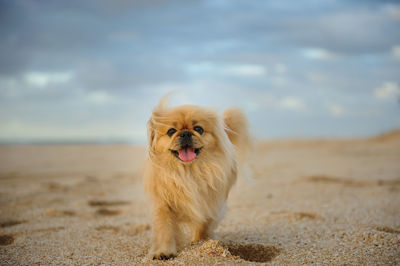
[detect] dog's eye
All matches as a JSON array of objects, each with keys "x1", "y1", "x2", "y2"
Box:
[
  {"x1": 167, "y1": 128, "x2": 177, "y2": 137},
  {"x1": 193, "y1": 126, "x2": 204, "y2": 135}
]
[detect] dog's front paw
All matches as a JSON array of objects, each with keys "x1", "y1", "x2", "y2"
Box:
[{"x1": 150, "y1": 248, "x2": 177, "y2": 260}]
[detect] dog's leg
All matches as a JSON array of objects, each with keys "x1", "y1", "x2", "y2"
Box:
[
  {"x1": 192, "y1": 219, "x2": 215, "y2": 242},
  {"x1": 149, "y1": 204, "x2": 177, "y2": 260}
]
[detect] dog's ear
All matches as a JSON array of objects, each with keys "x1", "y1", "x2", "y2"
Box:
[
  {"x1": 147, "y1": 116, "x2": 156, "y2": 149},
  {"x1": 147, "y1": 94, "x2": 170, "y2": 150}
]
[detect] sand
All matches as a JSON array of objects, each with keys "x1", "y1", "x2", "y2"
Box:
[{"x1": 0, "y1": 132, "x2": 399, "y2": 265}]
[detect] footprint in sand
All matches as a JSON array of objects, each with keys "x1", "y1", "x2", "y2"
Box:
[
  {"x1": 95, "y1": 225, "x2": 120, "y2": 232},
  {"x1": 225, "y1": 242, "x2": 280, "y2": 263},
  {"x1": 45, "y1": 208, "x2": 76, "y2": 217},
  {"x1": 88, "y1": 200, "x2": 130, "y2": 207},
  {"x1": 0, "y1": 234, "x2": 15, "y2": 245},
  {"x1": 33, "y1": 226, "x2": 65, "y2": 233},
  {"x1": 95, "y1": 208, "x2": 121, "y2": 216},
  {"x1": 301, "y1": 175, "x2": 371, "y2": 187},
  {"x1": 200, "y1": 240, "x2": 280, "y2": 263},
  {"x1": 0, "y1": 220, "x2": 25, "y2": 228},
  {"x1": 89, "y1": 200, "x2": 130, "y2": 216},
  {"x1": 267, "y1": 211, "x2": 318, "y2": 221},
  {"x1": 301, "y1": 175, "x2": 400, "y2": 188}
]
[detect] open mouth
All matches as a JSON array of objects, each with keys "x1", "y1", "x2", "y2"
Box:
[{"x1": 170, "y1": 147, "x2": 202, "y2": 162}]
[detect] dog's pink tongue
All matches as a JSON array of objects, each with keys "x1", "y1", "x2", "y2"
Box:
[{"x1": 178, "y1": 148, "x2": 196, "y2": 162}]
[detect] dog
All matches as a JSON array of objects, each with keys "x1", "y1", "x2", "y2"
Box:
[{"x1": 143, "y1": 96, "x2": 250, "y2": 260}]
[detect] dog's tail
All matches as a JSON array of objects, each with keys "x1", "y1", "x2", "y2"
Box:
[{"x1": 223, "y1": 108, "x2": 252, "y2": 162}]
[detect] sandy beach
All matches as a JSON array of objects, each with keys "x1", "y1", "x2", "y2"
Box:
[{"x1": 1, "y1": 132, "x2": 399, "y2": 265}]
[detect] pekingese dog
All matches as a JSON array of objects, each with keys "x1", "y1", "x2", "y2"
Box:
[{"x1": 144, "y1": 96, "x2": 250, "y2": 260}]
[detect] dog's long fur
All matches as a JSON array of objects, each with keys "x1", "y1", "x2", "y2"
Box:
[{"x1": 143, "y1": 97, "x2": 250, "y2": 259}]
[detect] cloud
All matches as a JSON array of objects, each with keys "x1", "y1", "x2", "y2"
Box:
[
  {"x1": 374, "y1": 82, "x2": 400, "y2": 99},
  {"x1": 279, "y1": 97, "x2": 306, "y2": 111},
  {"x1": 329, "y1": 105, "x2": 344, "y2": 117},
  {"x1": 24, "y1": 71, "x2": 73, "y2": 88},
  {"x1": 186, "y1": 62, "x2": 266, "y2": 77},
  {"x1": 385, "y1": 4, "x2": 400, "y2": 21},
  {"x1": 222, "y1": 64, "x2": 266, "y2": 76},
  {"x1": 284, "y1": 6, "x2": 400, "y2": 55},
  {"x1": 302, "y1": 48, "x2": 339, "y2": 60},
  {"x1": 392, "y1": 45, "x2": 400, "y2": 60},
  {"x1": 306, "y1": 72, "x2": 329, "y2": 84},
  {"x1": 86, "y1": 90, "x2": 113, "y2": 105},
  {"x1": 274, "y1": 63, "x2": 287, "y2": 75}
]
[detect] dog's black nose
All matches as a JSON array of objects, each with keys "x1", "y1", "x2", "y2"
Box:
[
  {"x1": 179, "y1": 131, "x2": 192, "y2": 139},
  {"x1": 179, "y1": 131, "x2": 193, "y2": 147}
]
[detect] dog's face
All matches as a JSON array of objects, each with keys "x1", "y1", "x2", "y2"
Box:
[{"x1": 148, "y1": 105, "x2": 220, "y2": 163}]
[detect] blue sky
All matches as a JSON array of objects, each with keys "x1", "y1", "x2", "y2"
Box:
[{"x1": 0, "y1": 0, "x2": 400, "y2": 142}]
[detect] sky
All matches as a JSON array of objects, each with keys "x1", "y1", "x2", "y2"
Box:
[{"x1": 0, "y1": 0, "x2": 400, "y2": 143}]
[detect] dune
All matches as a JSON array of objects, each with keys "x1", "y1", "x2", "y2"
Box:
[
  {"x1": 0, "y1": 132, "x2": 399, "y2": 264},
  {"x1": 369, "y1": 128, "x2": 400, "y2": 142}
]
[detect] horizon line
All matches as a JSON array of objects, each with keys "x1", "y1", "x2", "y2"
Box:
[{"x1": 1, "y1": 128, "x2": 399, "y2": 145}]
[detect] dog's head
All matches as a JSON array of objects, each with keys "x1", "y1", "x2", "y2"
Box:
[{"x1": 147, "y1": 100, "x2": 225, "y2": 164}]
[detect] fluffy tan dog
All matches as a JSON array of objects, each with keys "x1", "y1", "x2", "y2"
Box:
[{"x1": 144, "y1": 97, "x2": 250, "y2": 260}]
